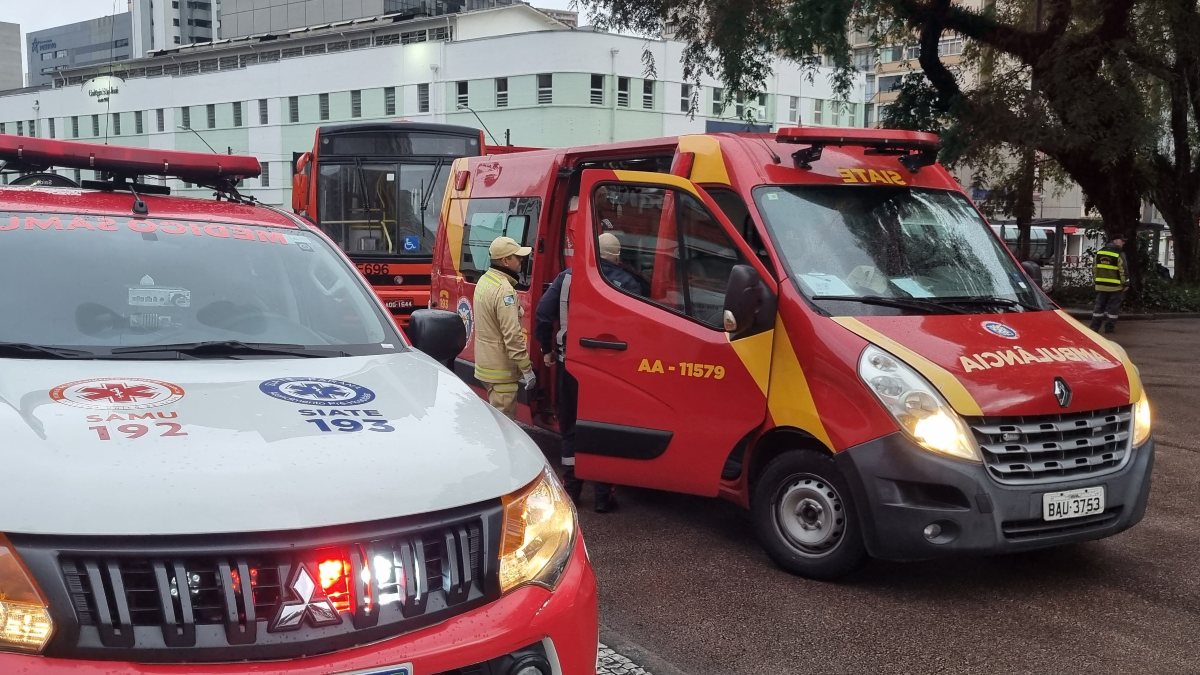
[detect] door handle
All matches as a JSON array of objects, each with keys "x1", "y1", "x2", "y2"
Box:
[{"x1": 579, "y1": 337, "x2": 628, "y2": 351}]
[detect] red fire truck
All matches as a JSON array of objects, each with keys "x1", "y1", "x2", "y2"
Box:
[{"x1": 431, "y1": 128, "x2": 1155, "y2": 579}]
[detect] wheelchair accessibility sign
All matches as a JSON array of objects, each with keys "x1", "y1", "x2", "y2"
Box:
[{"x1": 403, "y1": 235, "x2": 420, "y2": 252}]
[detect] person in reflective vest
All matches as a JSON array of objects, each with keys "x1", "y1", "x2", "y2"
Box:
[
  {"x1": 1089, "y1": 236, "x2": 1128, "y2": 334},
  {"x1": 473, "y1": 236, "x2": 535, "y2": 418}
]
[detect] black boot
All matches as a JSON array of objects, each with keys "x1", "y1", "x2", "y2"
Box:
[
  {"x1": 1104, "y1": 322, "x2": 1116, "y2": 334},
  {"x1": 562, "y1": 469, "x2": 582, "y2": 504},
  {"x1": 594, "y1": 485, "x2": 618, "y2": 513},
  {"x1": 1089, "y1": 318, "x2": 1102, "y2": 331}
]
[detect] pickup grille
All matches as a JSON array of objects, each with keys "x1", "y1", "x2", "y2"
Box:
[
  {"x1": 16, "y1": 504, "x2": 501, "y2": 662},
  {"x1": 969, "y1": 406, "x2": 1133, "y2": 485}
]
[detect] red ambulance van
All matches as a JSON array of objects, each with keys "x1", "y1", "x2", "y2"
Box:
[{"x1": 430, "y1": 127, "x2": 1154, "y2": 580}]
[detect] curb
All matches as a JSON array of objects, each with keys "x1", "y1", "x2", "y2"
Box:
[
  {"x1": 1064, "y1": 308, "x2": 1200, "y2": 321},
  {"x1": 600, "y1": 624, "x2": 689, "y2": 675}
]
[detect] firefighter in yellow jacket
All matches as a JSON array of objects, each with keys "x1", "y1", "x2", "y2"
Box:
[{"x1": 474, "y1": 236, "x2": 535, "y2": 418}]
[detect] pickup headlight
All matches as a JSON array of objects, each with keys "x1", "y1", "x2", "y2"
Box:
[
  {"x1": 859, "y1": 345, "x2": 980, "y2": 461},
  {"x1": 1132, "y1": 391, "x2": 1152, "y2": 447},
  {"x1": 499, "y1": 470, "x2": 576, "y2": 593},
  {"x1": 0, "y1": 536, "x2": 53, "y2": 653}
]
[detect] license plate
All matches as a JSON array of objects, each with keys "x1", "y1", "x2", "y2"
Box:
[
  {"x1": 337, "y1": 664, "x2": 413, "y2": 675},
  {"x1": 1042, "y1": 486, "x2": 1105, "y2": 521}
]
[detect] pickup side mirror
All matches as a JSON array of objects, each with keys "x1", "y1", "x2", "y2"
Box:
[
  {"x1": 723, "y1": 264, "x2": 776, "y2": 339},
  {"x1": 406, "y1": 309, "x2": 467, "y2": 367}
]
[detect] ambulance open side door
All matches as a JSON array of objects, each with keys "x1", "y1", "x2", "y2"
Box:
[{"x1": 567, "y1": 169, "x2": 778, "y2": 496}]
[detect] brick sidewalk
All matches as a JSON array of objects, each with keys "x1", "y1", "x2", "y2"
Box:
[{"x1": 598, "y1": 643, "x2": 654, "y2": 675}]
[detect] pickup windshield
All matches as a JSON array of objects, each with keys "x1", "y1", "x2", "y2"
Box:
[
  {"x1": 753, "y1": 186, "x2": 1049, "y2": 315},
  {"x1": 0, "y1": 212, "x2": 397, "y2": 357}
]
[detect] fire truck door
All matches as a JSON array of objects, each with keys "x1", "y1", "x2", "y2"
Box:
[{"x1": 567, "y1": 170, "x2": 776, "y2": 496}]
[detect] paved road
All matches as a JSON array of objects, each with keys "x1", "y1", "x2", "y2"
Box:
[{"x1": 544, "y1": 318, "x2": 1200, "y2": 674}]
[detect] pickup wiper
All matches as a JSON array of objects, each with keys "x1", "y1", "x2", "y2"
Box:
[
  {"x1": 810, "y1": 295, "x2": 968, "y2": 314},
  {"x1": 0, "y1": 342, "x2": 96, "y2": 359},
  {"x1": 926, "y1": 296, "x2": 1042, "y2": 312},
  {"x1": 109, "y1": 341, "x2": 350, "y2": 359}
]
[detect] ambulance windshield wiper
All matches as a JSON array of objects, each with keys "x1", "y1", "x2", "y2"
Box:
[
  {"x1": 109, "y1": 341, "x2": 351, "y2": 359},
  {"x1": 923, "y1": 296, "x2": 1042, "y2": 312},
  {"x1": 810, "y1": 295, "x2": 968, "y2": 314},
  {"x1": 0, "y1": 342, "x2": 96, "y2": 359}
]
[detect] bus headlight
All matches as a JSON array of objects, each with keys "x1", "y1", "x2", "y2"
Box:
[
  {"x1": 0, "y1": 536, "x2": 53, "y2": 653},
  {"x1": 1132, "y1": 392, "x2": 1152, "y2": 447},
  {"x1": 499, "y1": 470, "x2": 576, "y2": 593},
  {"x1": 859, "y1": 345, "x2": 980, "y2": 462}
]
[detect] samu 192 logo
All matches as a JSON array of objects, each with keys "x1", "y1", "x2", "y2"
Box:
[
  {"x1": 258, "y1": 377, "x2": 376, "y2": 406},
  {"x1": 981, "y1": 321, "x2": 1019, "y2": 340}
]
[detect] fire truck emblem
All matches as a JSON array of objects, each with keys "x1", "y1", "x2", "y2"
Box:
[
  {"x1": 50, "y1": 378, "x2": 184, "y2": 410},
  {"x1": 270, "y1": 564, "x2": 342, "y2": 631}
]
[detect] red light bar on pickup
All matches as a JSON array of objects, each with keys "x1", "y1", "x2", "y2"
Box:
[
  {"x1": 775, "y1": 127, "x2": 941, "y2": 172},
  {"x1": 0, "y1": 134, "x2": 261, "y2": 183}
]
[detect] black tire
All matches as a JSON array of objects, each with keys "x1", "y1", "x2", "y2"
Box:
[{"x1": 752, "y1": 450, "x2": 868, "y2": 580}]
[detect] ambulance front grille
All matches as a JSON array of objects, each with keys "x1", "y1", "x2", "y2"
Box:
[
  {"x1": 969, "y1": 406, "x2": 1133, "y2": 485},
  {"x1": 18, "y1": 504, "x2": 500, "y2": 662}
]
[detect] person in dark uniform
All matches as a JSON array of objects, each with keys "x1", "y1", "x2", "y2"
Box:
[
  {"x1": 535, "y1": 265, "x2": 619, "y2": 513},
  {"x1": 597, "y1": 232, "x2": 648, "y2": 296}
]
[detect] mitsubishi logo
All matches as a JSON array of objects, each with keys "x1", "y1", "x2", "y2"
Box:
[
  {"x1": 269, "y1": 564, "x2": 342, "y2": 632},
  {"x1": 1054, "y1": 377, "x2": 1072, "y2": 408}
]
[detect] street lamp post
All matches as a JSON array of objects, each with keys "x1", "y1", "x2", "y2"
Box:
[{"x1": 455, "y1": 104, "x2": 501, "y2": 146}]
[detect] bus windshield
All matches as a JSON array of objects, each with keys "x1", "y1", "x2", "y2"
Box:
[
  {"x1": 753, "y1": 186, "x2": 1050, "y2": 315},
  {"x1": 316, "y1": 160, "x2": 450, "y2": 257}
]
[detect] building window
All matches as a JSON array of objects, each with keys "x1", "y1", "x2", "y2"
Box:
[
  {"x1": 92, "y1": 114, "x2": 100, "y2": 135},
  {"x1": 878, "y1": 75, "x2": 902, "y2": 93},
  {"x1": 206, "y1": 104, "x2": 215, "y2": 129},
  {"x1": 28, "y1": 120, "x2": 35, "y2": 137},
  {"x1": 712, "y1": 87, "x2": 724, "y2": 116},
  {"x1": 384, "y1": 87, "x2": 396, "y2": 116},
  {"x1": 617, "y1": 77, "x2": 630, "y2": 107},
  {"x1": 417, "y1": 84, "x2": 430, "y2": 113},
  {"x1": 71, "y1": 116, "x2": 79, "y2": 137},
  {"x1": 261, "y1": 161, "x2": 270, "y2": 188},
  {"x1": 48, "y1": 118, "x2": 56, "y2": 138},
  {"x1": 812, "y1": 99, "x2": 824, "y2": 125},
  {"x1": 495, "y1": 78, "x2": 508, "y2": 107},
  {"x1": 319, "y1": 93, "x2": 330, "y2": 121},
  {"x1": 16, "y1": 121, "x2": 23, "y2": 136},
  {"x1": 680, "y1": 83, "x2": 692, "y2": 113},
  {"x1": 288, "y1": 96, "x2": 299, "y2": 123},
  {"x1": 537, "y1": 73, "x2": 553, "y2": 104},
  {"x1": 135, "y1": 111, "x2": 144, "y2": 134},
  {"x1": 788, "y1": 96, "x2": 799, "y2": 124},
  {"x1": 351, "y1": 90, "x2": 362, "y2": 118},
  {"x1": 456, "y1": 81, "x2": 468, "y2": 108},
  {"x1": 156, "y1": 109, "x2": 164, "y2": 132},
  {"x1": 590, "y1": 74, "x2": 604, "y2": 105},
  {"x1": 259, "y1": 99, "x2": 268, "y2": 124},
  {"x1": 181, "y1": 107, "x2": 191, "y2": 129},
  {"x1": 939, "y1": 35, "x2": 964, "y2": 56},
  {"x1": 642, "y1": 80, "x2": 655, "y2": 109},
  {"x1": 232, "y1": 102, "x2": 243, "y2": 127},
  {"x1": 864, "y1": 103, "x2": 875, "y2": 127},
  {"x1": 853, "y1": 47, "x2": 875, "y2": 71},
  {"x1": 845, "y1": 102, "x2": 858, "y2": 126},
  {"x1": 111, "y1": 114, "x2": 120, "y2": 135}
]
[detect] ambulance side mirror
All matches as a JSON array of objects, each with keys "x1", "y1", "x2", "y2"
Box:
[
  {"x1": 723, "y1": 265, "x2": 774, "y2": 339},
  {"x1": 407, "y1": 309, "x2": 467, "y2": 367}
]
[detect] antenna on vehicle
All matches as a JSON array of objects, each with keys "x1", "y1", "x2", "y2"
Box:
[{"x1": 756, "y1": 135, "x2": 781, "y2": 164}]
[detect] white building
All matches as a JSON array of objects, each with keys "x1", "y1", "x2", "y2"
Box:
[{"x1": 0, "y1": 4, "x2": 866, "y2": 208}]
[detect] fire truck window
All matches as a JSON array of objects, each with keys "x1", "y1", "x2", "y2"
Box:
[
  {"x1": 456, "y1": 197, "x2": 541, "y2": 286},
  {"x1": 706, "y1": 187, "x2": 774, "y2": 274},
  {"x1": 592, "y1": 184, "x2": 747, "y2": 330}
]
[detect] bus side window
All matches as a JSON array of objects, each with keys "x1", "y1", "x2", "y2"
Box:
[{"x1": 706, "y1": 187, "x2": 774, "y2": 275}]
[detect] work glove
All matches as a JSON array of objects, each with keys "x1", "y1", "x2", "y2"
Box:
[{"x1": 520, "y1": 370, "x2": 537, "y2": 391}]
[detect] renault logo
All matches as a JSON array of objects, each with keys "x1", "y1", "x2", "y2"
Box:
[
  {"x1": 1054, "y1": 377, "x2": 1072, "y2": 408},
  {"x1": 269, "y1": 564, "x2": 342, "y2": 632}
]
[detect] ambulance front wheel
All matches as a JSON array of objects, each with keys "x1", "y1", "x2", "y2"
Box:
[{"x1": 752, "y1": 450, "x2": 868, "y2": 580}]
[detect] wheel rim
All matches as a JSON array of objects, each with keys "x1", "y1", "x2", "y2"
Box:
[{"x1": 774, "y1": 473, "x2": 846, "y2": 557}]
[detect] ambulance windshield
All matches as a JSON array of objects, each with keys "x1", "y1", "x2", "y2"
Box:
[
  {"x1": 753, "y1": 186, "x2": 1049, "y2": 314},
  {"x1": 0, "y1": 213, "x2": 396, "y2": 357}
]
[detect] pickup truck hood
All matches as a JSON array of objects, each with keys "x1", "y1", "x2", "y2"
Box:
[
  {"x1": 0, "y1": 353, "x2": 545, "y2": 536},
  {"x1": 834, "y1": 310, "x2": 1141, "y2": 416}
]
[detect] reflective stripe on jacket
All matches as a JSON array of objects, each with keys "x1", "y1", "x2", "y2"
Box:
[
  {"x1": 1094, "y1": 245, "x2": 1127, "y2": 291},
  {"x1": 473, "y1": 267, "x2": 532, "y2": 384}
]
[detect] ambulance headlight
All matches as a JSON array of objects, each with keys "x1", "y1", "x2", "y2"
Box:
[
  {"x1": 499, "y1": 470, "x2": 576, "y2": 593},
  {"x1": 859, "y1": 345, "x2": 980, "y2": 462},
  {"x1": 0, "y1": 536, "x2": 54, "y2": 653},
  {"x1": 1132, "y1": 391, "x2": 1152, "y2": 447}
]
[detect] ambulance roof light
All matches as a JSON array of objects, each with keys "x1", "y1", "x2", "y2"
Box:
[
  {"x1": 774, "y1": 127, "x2": 941, "y2": 173},
  {"x1": 0, "y1": 135, "x2": 261, "y2": 185}
]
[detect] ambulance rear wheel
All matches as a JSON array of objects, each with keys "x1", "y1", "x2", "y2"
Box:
[{"x1": 752, "y1": 450, "x2": 867, "y2": 580}]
